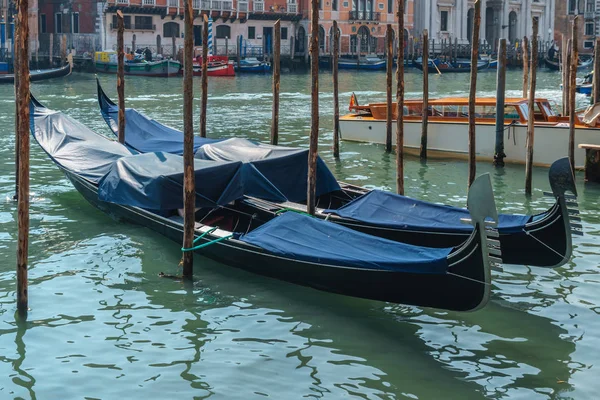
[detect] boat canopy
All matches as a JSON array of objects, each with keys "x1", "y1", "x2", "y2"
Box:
[
  {"x1": 31, "y1": 97, "x2": 287, "y2": 209},
  {"x1": 97, "y1": 80, "x2": 341, "y2": 202},
  {"x1": 98, "y1": 152, "x2": 285, "y2": 209},
  {"x1": 30, "y1": 97, "x2": 134, "y2": 183},
  {"x1": 238, "y1": 212, "x2": 452, "y2": 274},
  {"x1": 98, "y1": 83, "x2": 222, "y2": 155},
  {"x1": 325, "y1": 190, "x2": 531, "y2": 234},
  {"x1": 195, "y1": 138, "x2": 341, "y2": 202}
]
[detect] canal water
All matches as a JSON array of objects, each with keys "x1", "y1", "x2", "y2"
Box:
[{"x1": 0, "y1": 69, "x2": 599, "y2": 399}]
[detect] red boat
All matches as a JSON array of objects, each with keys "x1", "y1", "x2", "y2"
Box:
[{"x1": 192, "y1": 55, "x2": 235, "y2": 77}]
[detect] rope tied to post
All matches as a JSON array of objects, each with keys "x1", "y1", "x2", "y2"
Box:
[{"x1": 181, "y1": 226, "x2": 233, "y2": 252}]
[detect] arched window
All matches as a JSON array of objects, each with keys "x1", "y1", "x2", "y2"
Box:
[
  {"x1": 467, "y1": 8, "x2": 474, "y2": 43},
  {"x1": 296, "y1": 26, "x2": 306, "y2": 52},
  {"x1": 163, "y1": 22, "x2": 180, "y2": 38},
  {"x1": 319, "y1": 25, "x2": 326, "y2": 52},
  {"x1": 508, "y1": 11, "x2": 517, "y2": 43},
  {"x1": 216, "y1": 25, "x2": 231, "y2": 39},
  {"x1": 358, "y1": 25, "x2": 370, "y2": 53}
]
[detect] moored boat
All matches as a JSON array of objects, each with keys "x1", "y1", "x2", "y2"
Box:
[
  {"x1": 95, "y1": 79, "x2": 580, "y2": 268},
  {"x1": 0, "y1": 55, "x2": 72, "y2": 84},
  {"x1": 95, "y1": 52, "x2": 181, "y2": 77},
  {"x1": 414, "y1": 58, "x2": 489, "y2": 73},
  {"x1": 30, "y1": 95, "x2": 499, "y2": 312},
  {"x1": 340, "y1": 93, "x2": 600, "y2": 169},
  {"x1": 235, "y1": 57, "x2": 271, "y2": 73},
  {"x1": 545, "y1": 56, "x2": 593, "y2": 71},
  {"x1": 337, "y1": 56, "x2": 386, "y2": 70},
  {"x1": 193, "y1": 55, "x2": 235, "y2": 77}
]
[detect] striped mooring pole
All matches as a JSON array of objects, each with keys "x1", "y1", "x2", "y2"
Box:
[{"x1": 207, "y1": 17, "x2": 213, "y2": 56}]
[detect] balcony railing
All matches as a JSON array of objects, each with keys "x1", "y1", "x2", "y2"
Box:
[
  {"x1": 238, "y1": 1, "x2": 248, "y2": 11},
  {"x1": 110, "y1": 23, "x2": 156, "y2": 31},
  {"x1": 349, "y1": 10, "x2": 379, "y2": 21},
  {"x1": 253, "y1": 1, "x2": 264, "y2": 12}
]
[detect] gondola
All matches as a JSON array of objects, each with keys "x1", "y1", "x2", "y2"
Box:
[
  {"x1": 96, "y1": 79, "x2": 581, "y2": 268},
  {"x1": 0, "y1": 55, "x2": 72, "y2": 85},
  {"x1": 545, "y1": 56, "x2": 593, "y2": 71},
  {"x1": 413, "y1": 58, "x2": 489, "y2": 73},
  {"x1": 29, "y1": 95, "x2": 499, "y2": 312}
]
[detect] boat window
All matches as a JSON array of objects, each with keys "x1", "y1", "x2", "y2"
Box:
[
  {"x1": 519, "y1": 104, "x2": 529, "y2": 119},
  {"x1": 503, "y1": 105, "x2": 520, "y2": 120},
  {"x1": 473, "y1": 105, "x2": 495, "y2": 119},
  {"x1": 539, "y1": 101, "x2": 555, "y2": 117}
]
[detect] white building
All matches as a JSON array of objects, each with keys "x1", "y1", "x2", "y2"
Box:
[{"x1": 414, "y1": 0, "x2": 555, "y2": 45}]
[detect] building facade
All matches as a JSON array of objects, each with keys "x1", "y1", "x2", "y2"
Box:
[
  {"x1": 554, "y1": 0, "x2": 597, "y2": 54},
  {"x1": 1, "y1": 0, "x2": 39, "y2": 62},
  {"x1": 305, "y1": 0, "x2": 414, "y2": 56},
  {"x1": 100, "y1": 0, "x2": 302, "y2": 58},
  {"x1": 414, "y1": 0, "x2": 555, "y2": 46}
]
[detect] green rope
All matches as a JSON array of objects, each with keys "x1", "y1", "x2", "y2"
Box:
[{"x1": 181, "y1": 227, "x2": 233, "y2": 252}]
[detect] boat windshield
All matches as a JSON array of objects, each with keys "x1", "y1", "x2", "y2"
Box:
[{"x1": 539, "y1": 101, "x2": 555, "y2": 117}]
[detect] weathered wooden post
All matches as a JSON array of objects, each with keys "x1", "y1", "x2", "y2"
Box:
[
  {"x1": 467, "y1": 0, "x2": 481, "y2": 187},
  {"x1": 420, "y1": 29, "x2": 429, "y2": 160},
  {"x1": 593, "y1": 38, "x2": 600, "y2": 104},
  {"x1": 564, "y1": 39, "x2": 572, "y2": 116},
  {"x1": 132, "y1": 34, "x2": 136, "y2": 53},
  {"x1": 522, "y1": 36, "x2": 529, "y2": 98},
  {"x1": 117, "y1": 10, "x2": 125, "y2": 144},
  {"x1": 332, "y1": 21, "x2": 340, "y2": 158},
  {"x1": 48, "y1": 33, "x2": 53, "y2": 66},
  {"x1": 200, "y1": 14, "x2": 209, "y2": 138},
  {"x1": 14, "y1": 16, "x2": 19, "y2": 200},
  {"x1": 271, "y1": 19, "x2": 281, "y2": 145},
  {"x1": 225, "y1": 36, "x2": 228, "y2": 56},
  {"x1": 307, "y1": 0, "x2": 319, "y2": 215},
  {"x1": 16, "y1": 0, "x2": 31, "y2": 316},
  {"x1": 172, "y1": 35, "x2": 176, "y2": 59},
  {"x1": 569, "y1": 17, "x2": 579, "y2": 174},
  {"x1": 385, "y1": 24, "x2": 393, "y2": 153},
  {"x1": 396, "y1": 0, "x2": 405, "y2": 195},
  {"x1": 525, "y1": 18, "x2": 539, "y2": 195},
  {"x1": 494, "y1": 38, "x2": 507, "y2": 167},
  {"x1": 61, "y1": 34, "x2": 67, "y2": 63},
  {"x1": 182, "y1": 0, "x2": 195, "y2": 276}
]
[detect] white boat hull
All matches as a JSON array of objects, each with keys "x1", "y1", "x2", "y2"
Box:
[{"x1": 339, "y1": 118, "x2": 598, "y2": 168}]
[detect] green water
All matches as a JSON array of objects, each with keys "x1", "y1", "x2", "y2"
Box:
[{"x1": 0, "y1": 69, "x2": 599, "y2": 399}]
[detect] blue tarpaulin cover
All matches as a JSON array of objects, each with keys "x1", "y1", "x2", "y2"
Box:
[
  {"x1": 30, "y1": 97, "x2": 134, "y2": 183},
  {"x1": 98, "y1": 81, "x2": 341, "y2": 202},
  {"x1": 325, "y1": 190, "x2": 531, "y2": 234},
  {"x1": 98, "y1": 82, "x2": 222, "y2": 154},
  {"x1": 31, "y1": 98, "x2": 287, "y2": 210},
  {"x1": 195, "y1": 138, "x2": 341, "y2": 202},
  {"x1": 239, "y1": 212, "x2": 452, "y2": 274}
]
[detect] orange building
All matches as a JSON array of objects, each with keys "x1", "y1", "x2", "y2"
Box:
[{"x1": 296, "y1": 0, "x2": 413, "y2": 56}]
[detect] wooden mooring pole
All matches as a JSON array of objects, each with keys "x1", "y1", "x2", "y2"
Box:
[
  {"x1": 593, "y1": 37, "x2": 600, "y2": 104},
  {"x1": 420, "y1": 29, "x2": 429, "y2": 160},
  {"x1": 396, "y1": 0, "x2": 405, "y2": 195},
  {"x1": 525, "y1": 18, "x2": 539, "y2": 195},
  {"x1": 14, "y1": 16, "x2": 19, "y2": 200},
  {"x1": 468, "y1": 0, "x2": 481, "y2": 188},
  {"x1": 117, "y1": 10, "x2": 125, "y2": 144},
  {"x1": 385, "y1": 24, "x2": 393, "y2": 153},
  {"x1": 16, "y1": 0, "x2": 31, "y2": 316},
  {"x1": 494, "y1": 38, "x2": 507, "y2": 167},
  {"x1": 182, "y1": 0, "x2": 195, "y2": 276},
  {"x1": 271, "y1": 20, "x2": 281, "y2": 145},
  {"x1": 200, "y1": 14, "x2": 209, "y2": 138},
  {"x1": 332, "y1": 20, "x2": 340, "y2": 158},
  {"x1": 569, "y1": 17, "x2": 578, "y2": 174},
  {"x1": 564, "y1": 39, "x2": 572, "y2": 116},
  {"x1": 307, "y1": 0, "x2": 319, "y2": 215},
  {"x1": 522, "y1": 36, "x2": 529, "y2": 99}
]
